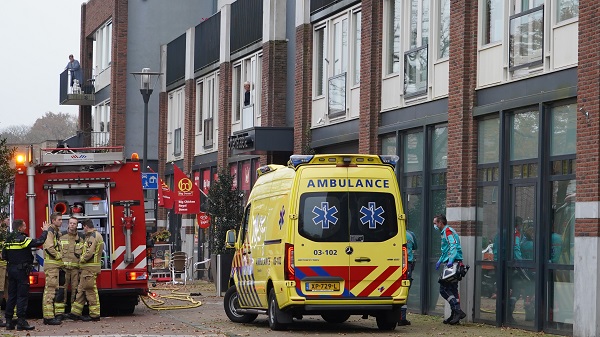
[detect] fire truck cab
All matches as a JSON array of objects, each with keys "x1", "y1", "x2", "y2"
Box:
[{"x1": 11, "y1": 145, "x2": 149, "y2": 315}]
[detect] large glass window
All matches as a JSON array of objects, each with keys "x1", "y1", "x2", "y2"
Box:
[
  {"x1": 550, "y1": 103, "x2": 576, "y2": 156},
  {"x1": 510, "y1": 109, "x2": 539, "y2": 160},
  {"x1": 482, "y1": 0, "x2": 504, "y2": 44},
  {"x1": 556, "y1": 0, "x2": 578, "y2": 22},
  {"x1": 381, "y1": 134, "x2": 397, "y2": 156},
  {"x1": 403, "y1": 131, "x2": 424, "y2": 314},
  {"x1": 428, "y1": 126, "x2": 447, "y2": 314},
  {"x1": 438, "y1": 0, "x2": 450, "y2": 59},
  {"x1": 479, "y1": 118, "x2": 500, "y2": 164},
  {"x1": 475, "y1": 118, "x2": 500, "y2": 323},
  {"x1": 546, "y1": 102, "x2": 575, "y2": 332}
]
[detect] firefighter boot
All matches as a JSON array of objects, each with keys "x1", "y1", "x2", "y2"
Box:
[
  {"x1": 442, "y1": 310, "x2": 455, "y2": 324},
  {"x1": 16, "y1": 318, "x2": 34, "y2": 330},
  {"x1": 5, "y1": 318, "x2": 14, "y2": 330},
  {"x1": 449, "y1": 309, "x2": 466, "y2": 325},
  {"x1": 43, "y1": 318, "x2": 62, "y2": 325}
]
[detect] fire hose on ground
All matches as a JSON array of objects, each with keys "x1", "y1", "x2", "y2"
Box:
[{"x1": 140, "y1": 285, "x2": 203, "y2": 310}]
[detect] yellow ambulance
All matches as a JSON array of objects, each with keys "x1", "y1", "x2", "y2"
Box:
[{"x1": 223, "y1": 154, "x2": 410, "y2": 330}]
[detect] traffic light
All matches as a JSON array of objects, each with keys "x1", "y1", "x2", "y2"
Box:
[{"x1": 15, "y1": 154, "x2": 26, "y2": 174}]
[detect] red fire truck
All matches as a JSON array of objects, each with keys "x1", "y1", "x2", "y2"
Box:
[{"x1": 11, "y1": 145, "x2": 149, "y2": 314}]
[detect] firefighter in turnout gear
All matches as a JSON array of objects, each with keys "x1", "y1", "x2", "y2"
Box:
[
  {"x1": 58, "y1": 217, "x2": 84, "y2": 319},
  {"x1": 69, "y1": 219, "x2": 104, "y2": 321},
  {"x1": 2, "y1": 219, "x2": 49, "y2": 330},
  {"x1": 42, "y1": 212, "x2": 64, "y2": 325}
]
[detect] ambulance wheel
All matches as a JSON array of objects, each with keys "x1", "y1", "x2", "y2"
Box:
[
  {"x1": 321, "y1": 312, "x2": 350, "y2": 324},
  {"x1": 376, "y1": 309, "x2": 399, "y2": 331},
  {"x1": 224, "y1": 286, "x2": 257, "y2": 323},
  {"x1": 268, "y1": 289, "x2": 289, "y2": 331}
]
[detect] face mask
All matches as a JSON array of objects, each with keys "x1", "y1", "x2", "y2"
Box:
[{"x1": 433, "y1": 224, "x2": 439, "y2": 231}]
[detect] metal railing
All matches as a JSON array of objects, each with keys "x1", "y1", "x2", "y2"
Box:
[{"x1": 59, "y1": 68, "x2": 95, "y2": 104}]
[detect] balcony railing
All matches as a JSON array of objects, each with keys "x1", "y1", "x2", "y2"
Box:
[
  {"x1": 64, "y1": 131, "x2": 110, "y2": 148},
  {"x1": 242, "y1": 105, "x2": 254, "y2": 130},
  {"x1": 59, "y1": 68, "x2": 95, "y2": 105}
]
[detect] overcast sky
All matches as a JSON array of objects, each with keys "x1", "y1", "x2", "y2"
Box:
[{"x1": 0, "y1": 1, "x2": 86, "y2": 130}]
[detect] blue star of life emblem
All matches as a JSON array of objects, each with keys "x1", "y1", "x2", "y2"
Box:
[
  {"x1": 312, "y1": 202, "x2": 338, "y2": 229},
  {"x1": 360, "y1": 202, "x2": 385, "y2": 229}
]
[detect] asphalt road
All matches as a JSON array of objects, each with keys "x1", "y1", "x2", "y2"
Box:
[{"x1": 23, "y1": 280, "x2": 558, "y2": 337}]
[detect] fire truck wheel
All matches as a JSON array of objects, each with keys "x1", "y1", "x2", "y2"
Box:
[{"x1": 223, "y1": 286, "x2": 257, "y2": 323}]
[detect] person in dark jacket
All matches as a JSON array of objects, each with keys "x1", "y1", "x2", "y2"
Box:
[{"x1": 2, "y1": 219, "x2": 49, "y2": 331}]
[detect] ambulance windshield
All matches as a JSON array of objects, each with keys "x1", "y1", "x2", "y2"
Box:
[{"x1": 298, "y1": 192, "x2": 398, "y2": 242}]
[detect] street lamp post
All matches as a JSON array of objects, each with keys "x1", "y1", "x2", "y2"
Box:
[{"x1": 131, "y1": 68, "x2": 162, "y2": 176}]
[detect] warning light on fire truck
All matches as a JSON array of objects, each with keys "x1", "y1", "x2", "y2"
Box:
[{"x1": 15, "y1": 154, "x2": 26, "y2": 174}]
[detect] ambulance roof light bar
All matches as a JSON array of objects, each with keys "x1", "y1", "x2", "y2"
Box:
[
  {"x1": 288, "y1": 155, "x2": 314, "y2": 169},
  {"x1": 379, "y1": 155, "x2": 399, "y2": 167}
]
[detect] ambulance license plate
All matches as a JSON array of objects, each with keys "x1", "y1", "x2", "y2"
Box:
[{"x1": 306, "y1": 282, "x2": 340, "y2": 291}]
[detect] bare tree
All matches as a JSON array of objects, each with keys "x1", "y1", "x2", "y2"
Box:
[
  {"x1": 0, "y1": 125, "x2": 31, "y2": 143},
  {"x1": 27, "y1": 112, "x2": 78, "y2": 143}
]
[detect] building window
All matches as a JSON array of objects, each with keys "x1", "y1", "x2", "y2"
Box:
[
  {"x1": 313, "y1": 5, "x2": 361, "y2": 123},
  {"x1": 404, "y1": 46, "x2": 428, "y2": 97},
  {"x1": 482, "y1": 0, "x2": 504, "y2": 44},
  {"x1": 556, "y1": 0, "x2": 578, "y2": 22},
  {"x1": 352, "y1": 10, "x2": 361, "y2": 85},
  {"x1": 386, "y1": 0, "x2": 402, "y2": 74},
  {"x1": 438, "y1": 0, "x2": 450, "y2": 59},
  {"x1": 233, "y1": 65, "x2": 242, "y2": 122},
  {"x1": 174, "y1": 128, "x2": 181, "y2": 156},
  {"x1": 94, "y1": 20, "x2": 112, "y2": 73},
  {"x1": 93, "y1": 101, "x2": 110, "y2": 147},
  {"x1": 232, "y1": 52, "x2": 262, "y2": 128},
  {"x1": 474, "y1": 117, "x2": 501, "y2": 322},
  {"x1": 409, "y1": 0, "x2": 429, "y2": 50},
  {"x1": 328, "y1": 73, "x2": 346, "y2": 117},
  {"x1": 197, "y1": 83, "x2": 203, "y2": 134},
  {"x1": 509, "y1": 3, "x2": 544, "y2": 71},
  {"x1": 200, "y1": 74, "x2": 218, "y2": 149},
  {"x1": 315, "y1": 26, "x2": 327, "y2": 96},
  {"x1": 510, "y1": 109, "x2": 539, "y2": 161},
  {"x1": 404, "y1": 0, "x2": 429, "y2": 97},
  {"x1": 167, "y1": 88, "x2": 185, "y2": 159}
]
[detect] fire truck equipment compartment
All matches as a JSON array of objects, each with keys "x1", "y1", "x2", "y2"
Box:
[{"x1": 85, "y1": 200, "x2": 108, "y2": 215}]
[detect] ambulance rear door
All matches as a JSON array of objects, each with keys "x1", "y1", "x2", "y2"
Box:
[
  {"x1": 345, "y1": 165, "x2": 403, "y2": 298},
  {"x1": 294, "y1": 167, "x2": 351, "y2": 298}
]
